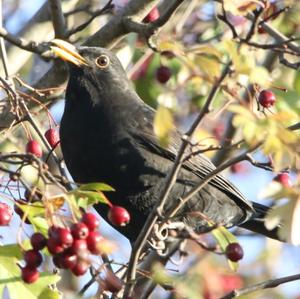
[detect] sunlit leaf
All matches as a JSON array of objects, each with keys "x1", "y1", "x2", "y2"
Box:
[
  {"x1": 249, "y1": 66, "x2": 271, "y2": 87},
  {"x1": 79, "y1": 182, "x2": 115, "y2": 192},
  {"x1": 265, "y1": 197, "x2": 300, "y2": 245},
  {"x1": 153, "y1": 105, "x2": 175, "y2": 147},
  {"x1": 195, "y1": 56, "x2": 220, "y2": 80},
  {"x1": 157, "y1": 41, "x2": 185, "y2": 56},
  {"x1": 187, "y1": 45, "x2": 222, "y2": 59}
]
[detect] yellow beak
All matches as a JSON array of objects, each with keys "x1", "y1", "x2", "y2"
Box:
[{"x1": 51, "y1": 39, "x2": 88, "y2": 66}]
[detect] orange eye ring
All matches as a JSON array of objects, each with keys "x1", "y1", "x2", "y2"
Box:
[{"x1": 95, "y1": 55, "x2": 110, "y2": 69}]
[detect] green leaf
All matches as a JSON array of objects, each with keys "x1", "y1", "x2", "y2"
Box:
[
  {"x1": 211, "y1": 226, "x2": 239, "y2": 271},
  {"x1": 79, "y1": 182, "x2": 115, "y2": 192},
  {"x1": 0, "y1": 245, "x2": 60, "y2": 299},
  {"x1": 71, "y1": 190, "x2": 110, "y2": 209}
]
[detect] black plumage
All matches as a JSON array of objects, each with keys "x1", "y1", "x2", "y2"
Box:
[{"x1": 56, "y1": 44, "x2": 278, "y2": 242}]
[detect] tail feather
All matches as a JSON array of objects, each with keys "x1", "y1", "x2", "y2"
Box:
[{"x1": 239, "y1": 202, "x2": 282, "y2": 241}]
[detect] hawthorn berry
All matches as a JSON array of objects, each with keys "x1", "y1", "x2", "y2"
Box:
[
  {"x1": 0, "y1": 202, "x2": 13, "y2": 226},
  {"x1": 82, "y1": 213, "x2": 100, "y2": 231},
  {"x1": 50, "y1": 227, "x2": 73, "y2": 248},
  {"x1": 71, "y1": 261, "x2": 90, "y2": 276},
  {"x1": 274, "y1": 173, "x2": 292, "y2": 188},
  {"x1": 47, "y1": 238, "x2": 64, "y2": 255},
  {"x1": 225, "y1": 243, "x2": 244, "y2": 262},
  {"x1": 143, "y1": 7, "x2": 160, "y2": 23},
  {"x1": 108, "y1": 205, "x2": 130, "y2": 226},
  {"x1": 30, "y1": 233, "x2": 47, "y2": 251},
  {"x1": 60, "y1": 252, "x2": 77, "y2": 269},
  {"x1": 156, "y1": 66, "x2": 172, "y2": 84},
  {"x1": 26, "y1": 140, "x2": 43, "y2": 157},
  {"x1": 45, "y1": 128, "x2": 60, "y2": 148},
  {"x1": 70, "y1": 239, "x2": 88, "y2": 255},
  {"x1": 87, "y1": 231, "x2": 103, "y2": 254},
  {"x1": 258, "y1": 90, "x2": 276, "y2": 108},
  {"x1": 24, "y1": 249, "x2": 43, "y2": 268},
  {"x1": 71, "y1": 222, "x2": 89, "y2": 239},
  {"x1": 21, "y1": 266, "x2": 39, "y2": 283}
]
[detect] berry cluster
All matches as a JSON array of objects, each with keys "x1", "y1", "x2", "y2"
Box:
[{"x1": 20, "y1": 212, "x2": 102, "y2": 283}]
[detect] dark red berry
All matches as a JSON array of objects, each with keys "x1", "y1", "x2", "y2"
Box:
[
  {"x1": 71, "y1": 261, "x2": 89, "y2": 276},
  {"x1": 60, "y1": 252, "x2": 77, "y2": 269},
  {"x1": 81, "y1": 213, "x2": 100, "y2": 231},
  {"x1": 143, "y1": 7, "x2": 160, "y2": 23},
  {"x1": 24, "y1": 249, "x2": 43, "y2": 268},
  {"x1": 156, "y1": 66, "x2": 172, "y2": 84},
  {"x1": 71, "y1": 222, "x2": 89, "y2": 239},
  {"x1": 51, "y1": 227, "x2": 73, "y2": 248},
  {"x1": 258, "y1": 90, "x2": 276, "y2": 108},
  {"x1": 225, "y1": 243, "x2": 244, "y2": 262},
  {"x1": 274, "y1": 173, "x2": 292, "y2": 188},
  {"x1": 47, "y1": 238, "x2": 64, "y2": 255},
  {"x1": 21, "y1": 266, "x2": 39, "y2": 283},
  {"x1": 108, "y1": 206, "x2": 130, "y2": 226},
  {"x1": 45, "y1": 128, "x2": 60, "y2": 148},
  {"x1": 26, "y1": 140, "x2": 42, "y2": 157},
  {"x1": 0, "y1": 202, "x2": 13, "y2": 226},
  {"x1": 30, "y1": 233, "x2": 47, "y2": 251},
  {"x1": 212, "y1": 123, "x2": 225, "y2": 140},
  {"x1": 86, "y1": 231, "x2": 103, "y2": 254},
  {"x1": 70, "y1": 239, "x2": 88, "y2": 255}
]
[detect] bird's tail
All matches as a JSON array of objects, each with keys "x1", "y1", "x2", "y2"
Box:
[{"x1": 239, "y1": 202, "x2": 281, "y2": 241}]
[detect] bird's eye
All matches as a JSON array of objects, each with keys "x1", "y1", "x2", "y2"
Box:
[{"x1": 95, "y1": 55, "x2": 110, "y2": 69}]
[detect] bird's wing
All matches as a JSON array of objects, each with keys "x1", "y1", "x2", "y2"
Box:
[{"x1": 129, "y1": 104, "x2": 254, "y2": 211}]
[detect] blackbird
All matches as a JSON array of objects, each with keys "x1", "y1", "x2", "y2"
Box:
[{"x1": 51, "y1": 40, "x2": 279, "y2": 242}]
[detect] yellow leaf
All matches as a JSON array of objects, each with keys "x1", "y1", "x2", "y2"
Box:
[
  {"x1": 153, "y1": 106, "x2": 175, "y2": 147},
  {"x1": 46, "y1": 195, "x2": 66, "y2": 211},
  {"x1": 195, "y1": 56, "x2": 220, "y2": 80},
  {"x1": 223, "y1": 0, "x2": 263, "y2": 15},
  {"x1": 157, "y1": 41, "x2": 185, "y2": 56},
  {"x1": 249, "y1": 66, "x2": 271, "y2": 87},
  {"x1": 187, "y1": 45, "x2": 222, "y2": 59}
]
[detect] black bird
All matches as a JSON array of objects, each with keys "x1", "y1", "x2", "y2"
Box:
[{"x1": 51, "y1": 40, "x2": 279, "y2": 242}]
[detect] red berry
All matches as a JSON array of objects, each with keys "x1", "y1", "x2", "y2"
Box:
[
  {"x1": 45, "y1": 128, "x2": 59, "y2": 148},
  {"x1": 71, "y1": 222, "x2": 89, "y2": 239},
  {"x1": 143, "y1": 7, "x2": 160, "y2": 23},
  {"x1": 30, "y1": 233, "x2": 47, "y2": 251},
  {"x1": 24, "y1": 249, "x2": 43, "y2": 268},
  {"x1": 0, "y1": 202, "x2": 13, "y2": 226},
  {"x1": 225, "y1": 243, "x2": 244, "y2": 262},
  {"x1": 212, "y1": 123, "x2": 225, "y2": 140},
  {"x1": 258, "y1": 90, "x2": 276, "y2": 108},
  {"x1": 108, "y1": 206, "x2": 130, "y2": 226},
  {"x1": 86, "y1": 231, "x2": 103, "y2": 254},
  {"x1": 70, "y1": 239, "x2": 88, "y2": 255},
  {"x1": 82, "y1": 213, "x2": 100, "y2": 231},
  {"x1": 21, "y1": 266, "x2": 39, "y2": 283},
  {"x1": 274, "y1": 173, "x2": 292, "y2": 188},
  {"x1": 230, "y1": 162, "x2": 247, "y2": 174},
  {"x1": 60, "y1": 252, "x2": 77, "y2": 269},
  {"x1": 26, "y1": 140, "x2": 43, "y2": 157},
  {"x1": 156, "y1": 66, "x2": 172, "y2": 84},
  {"x1": 47, "y1": 238, "x2": 64, "y2": 255},
  {"x1": 51, "y1": 227, "x2": 73, "y2": 248},
  {"x1": 71, "y1": 261, "x2": 89, "y2": 276}
]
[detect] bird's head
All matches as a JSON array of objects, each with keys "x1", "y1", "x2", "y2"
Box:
[{"x1": 51, "y1": 39, "x2": 133, "y2": 105}]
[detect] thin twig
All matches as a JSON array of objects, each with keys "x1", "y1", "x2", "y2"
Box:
[{"x1": 220, "y1": 273, "x2": 300, "y2": 299}]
